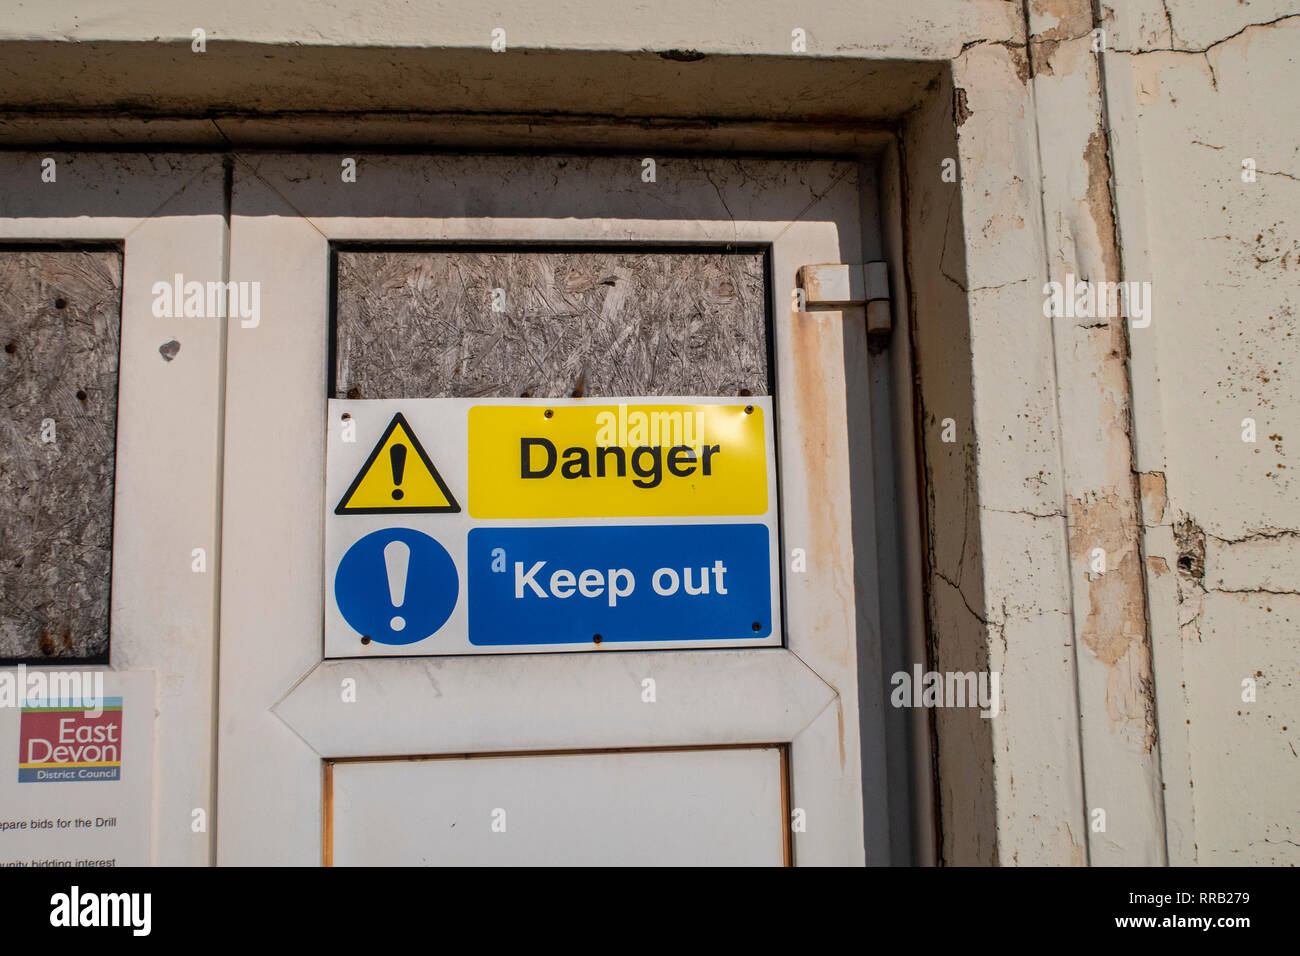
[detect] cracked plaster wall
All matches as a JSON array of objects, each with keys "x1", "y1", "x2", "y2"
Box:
[{"x1": 1103, "y1": 1, "x2": 1300, "y2": 865}]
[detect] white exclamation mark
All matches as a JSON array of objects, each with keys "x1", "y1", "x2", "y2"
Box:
[{"x1": 384, "y1": 540, "x2": 409, "y2": 631}]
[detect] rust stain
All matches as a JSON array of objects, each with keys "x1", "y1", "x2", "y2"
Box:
[
  {"x1": 1139, "y1": 471, "x2": 1167, "y2": 524},
  {"x1": 791, "y1": 310, "x2": 838, "y2": 634},
  {"x1": 789, "y1": 309, "x2": 858, "y2": 678},
  {"x1": 778, "y1": 746, "x2": 793, "y2": 867},
  {"x1": 797, "y1": 265, "x2": 833, "y2": 303},
  {"x1": 321, "y1": 761, "x2": 334, "y2": 867}
]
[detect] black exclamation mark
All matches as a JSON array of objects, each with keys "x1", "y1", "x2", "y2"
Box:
[{"x1": 390, "y1": 444, "x2": 407, "y2": 500}]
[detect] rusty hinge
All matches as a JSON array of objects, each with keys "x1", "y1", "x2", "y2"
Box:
[{"x1": 795, "y1": 261, "x2": 892, "y2": 335}]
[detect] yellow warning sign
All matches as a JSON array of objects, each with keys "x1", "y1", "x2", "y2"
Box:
[
  {"x1": 336, "y1": 413, "x2": 460, "y2": 514},
  {"x1": 468, "y1": 402, "x2": 768, "y2": 518}
]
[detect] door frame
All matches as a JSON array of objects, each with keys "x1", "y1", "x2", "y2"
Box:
[{"x1": 217, "y1": 152, "x2": 875, "y2": 865}]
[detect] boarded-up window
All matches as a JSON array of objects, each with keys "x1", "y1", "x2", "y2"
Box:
[
  {"x1": 0, "y1": 247, "x2": 122, "y2": 663},
  {"x1": 333, "y1": 247, "x2": 770, "y2": 400}
]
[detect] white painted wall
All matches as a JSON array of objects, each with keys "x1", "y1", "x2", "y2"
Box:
[
  {"x1": 0, "y1": 0, "x2": 1294, "y2": 865},
  {"x1": 1104, "y1": 1, "x2": 1300, "y2": 865}
]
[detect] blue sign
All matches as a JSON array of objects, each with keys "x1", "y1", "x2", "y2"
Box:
[
  {"x1": 335, "y1": 528, "x2": 459, "y2": 645},
  {"x1": 468, "y1": 524, "x2": 772, "y2": 645}
]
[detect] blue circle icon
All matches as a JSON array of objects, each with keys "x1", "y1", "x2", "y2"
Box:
[{"x1": 335, "y1": 528, "x2": 459, "y2": 645}]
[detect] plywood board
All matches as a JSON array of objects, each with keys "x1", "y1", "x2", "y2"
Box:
[
  {"x1": 334, "y1": 249, "x2": 769, "y2": 399},
  {"x1": 0, "y1": 248, "x2": 121, "y2": 663}
]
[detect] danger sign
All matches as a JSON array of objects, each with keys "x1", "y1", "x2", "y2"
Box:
[
  {"x1": 467, "y1": 403, "x2": 767, "y2": 517},
  {"x1": 335, "y1": 413, "x2": 459, "y2": 514},
  {"x1": 324, "y1": 397, "x2": 781, "y2": 657}
]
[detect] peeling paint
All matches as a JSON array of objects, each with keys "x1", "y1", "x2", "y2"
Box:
[
  {"x1": 953, "y1": 87, "x2": 972, "y2": 127},
  {"x1": 1139, "y1": 471, "x2": 1167, "y2": 524},
  {"x1": 1027, "y1": 0, "x2": 1093, "y2": 77},
  {"x1": 1083, "y1": 128, "x2": 1121, "y2": 283},
  {"x1": 1054, "y1": 821, "x2": 1087, "y2": 866},
  {"x1": 1068, "y1": 491, "x2": 1157, "y2": 752},
  {"x1": 1174, "y1": 514, "x2": 1206, "y2": 581},
  {"x1": 1030, "y1": 0, "x2": 1093, "y2": 39}
]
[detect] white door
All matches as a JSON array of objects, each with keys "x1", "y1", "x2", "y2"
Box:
[
  {"x1": 0, "y1": 153, "x2": 227, "y2": 866},
  {"x1": 217, "y1": 153, "x2": 877, "y2": 865}
]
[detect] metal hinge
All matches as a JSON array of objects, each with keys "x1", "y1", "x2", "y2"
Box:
[{"x1": 795, "y1": 261, "x2": 892, "y2": 335}]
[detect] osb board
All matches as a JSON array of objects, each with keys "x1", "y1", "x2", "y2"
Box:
[
  {"x1": 0, "y1": 248, "x2": 122, "y2": 663},
  {"x1": 334, "y1": 249, "x2": 769, "y2": 399}
]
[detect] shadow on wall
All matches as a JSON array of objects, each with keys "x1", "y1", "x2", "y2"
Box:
[
  {"x1": 0, "y1": 43, "x2": 941, "y2": 130},
  {"x1": 899, "y1": 65, "x2": 996, "y2": 866}
]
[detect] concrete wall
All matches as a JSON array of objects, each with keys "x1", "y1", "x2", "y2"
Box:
[{"x1": 0, "y1": 0, "x2": 1294, "y2": 864}]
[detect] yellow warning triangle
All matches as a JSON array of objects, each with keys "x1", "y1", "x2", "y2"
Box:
[{"x1": 335, "y1": 413, "x2": 460, "y2": 514}]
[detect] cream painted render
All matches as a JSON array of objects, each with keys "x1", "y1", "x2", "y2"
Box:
[{"x1": 0, "y1": 0, "x2": 1294, "y2": 865}]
